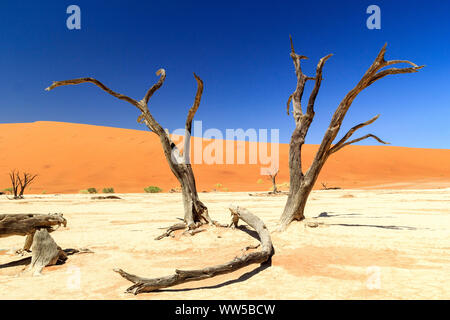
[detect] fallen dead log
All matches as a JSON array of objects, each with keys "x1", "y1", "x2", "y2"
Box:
[
  {"x1": 114, "y1": 205, "x2": 274, "y2": 294},
  {"x1": 0, "y1": 213, "x2": 66, "y2": 252},
  {"x1": 0, "y1": 213, "x2": 67, "y2": 238},
  {"x1": 0, "y1": 214, "x2": 91, "y2": 276}
]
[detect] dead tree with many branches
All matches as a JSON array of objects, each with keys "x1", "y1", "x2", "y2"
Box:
[
  {"x1": 280, "y1": 37, "x2": 423, "y2": 230},
  {"x1": 45, "y1": 70, "x2": 216, "y2": 235},
  {"x1": 8, "y1": 170, "x2": 38, "y2": 199}
]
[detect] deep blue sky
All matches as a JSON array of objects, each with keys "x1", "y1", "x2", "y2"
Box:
[{"x1": 0, "y1": 0, "x2": 448, "y2": 148}]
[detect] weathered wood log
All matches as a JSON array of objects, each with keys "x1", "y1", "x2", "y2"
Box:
[
  {"x1": 0, "y1": 213, "x2": 67, "y2": 238},
  {"x1": 29, "y1": 229, "x2": 67, "y2": 276},
  {"x1": 114, "y1": 205, "x2": 274, "y2": 294}
]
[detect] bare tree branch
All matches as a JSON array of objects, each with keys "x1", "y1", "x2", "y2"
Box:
[
  {"x1": 308, "y1": 44, "x2": 422, "y2": 173},
  {"x1": 329, "y1": 134, "x2": 389, "y2": 154},
  {"x1": 183, "y1": 73, "x2": 204, "y2": 163},
  {"x1": 286, "y1": 94, "x2": 293, "y2": 115},
  {"x1": 367, "y1": 65, "x2": 424, "y2": 87},
  {"x1": 45, "y1": 78, "x2": 140, "y2": 108},
  {"x1": 185, "y1": 73, "x2": 204, "y2": 133},
  {"x1": 142, "y1": 69, "x2": 166, "y2": 105},
  {"x1": 9, "y1": 170, "x2": 19, "y2": 198},
  {"x1": 288, "y1": 35, "x2": 310, "y2": 120},
  {"x1": 305, "y1": 54, "x2": 333, "y2": 117},
  {"x1": 328, "y1": 114, "x2": 381, "y2": 154},
  {"x1": 18, "y1": 172, "x2": 38, "y2": 197},
  {"x1": 383, "y1": 59, "x2": 419, "y2": 68}
]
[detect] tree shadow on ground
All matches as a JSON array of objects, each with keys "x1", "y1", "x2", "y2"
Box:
[
  {"x1": 315, "y1": 212, "x2": 418, "y2": 230},
  {"x1": 156, "y1": 258, "x2": 273, "y2": 293},
  {"x1": 0, "y1": 248, "x2": 87, "y2": 270},
  {"x1": 0, "y1": 256, "x2": 30, "y2": 269},
  {"x1": 326, "y1": 223, "x2": 417, "y2": 230}
]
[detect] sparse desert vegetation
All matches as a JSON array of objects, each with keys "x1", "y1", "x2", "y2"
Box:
[
  {"x1": 144, "y1": 186, "x2": 162, "y2": 193},
  {"x1": 102, "y1": 187, "x2": 115, "y2": 193},
  {"x1": 87, "y1": 187, "x2": 97, "y2": 194}
]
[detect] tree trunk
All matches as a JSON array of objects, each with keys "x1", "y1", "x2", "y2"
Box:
[
  {"x1": 157, "y1": 130, "x2": 212, "y2": 229},
  {"x1": 279, "y1": 125, "x2": 310, "y2": 229},
  {"x1": 280, "y1": 152, "x2": 327, "y2": 229},
  {"x1": 29, "y1": 229, "x2": 67, "y2": 276},
  {"x1": 178, "y1": 164, "x2": 211, "y2": 228},
  {"x1": 280, "y1": 180, "x2": 313, "y2": 229}
]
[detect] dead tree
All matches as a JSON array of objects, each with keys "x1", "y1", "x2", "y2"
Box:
[
  {"x1": 268, "y1": 168, "x2": 279, "y2": 193},
  {"x1": 321, "y1": 182, "x2": 341, "y2": 190},
  {"x1": 280, "y1": 37, "x2": 423, "y2": 230},
  {"x1": 114, "y1": 205, "x2": 273, "y2": 294},
  {"x1": 8, "y1": 170, "x2": 38, "y2": 199},
  {"x1": 45, "y1": 70, "x2": 214, "y2": 233}
]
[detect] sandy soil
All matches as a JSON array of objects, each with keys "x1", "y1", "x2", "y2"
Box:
[
  {"x1": 1, "y1": 121, "x2": 449, "y2": 194},
  {"x1": 0, "y1": 189, "x2": 449, "y2": 300}
]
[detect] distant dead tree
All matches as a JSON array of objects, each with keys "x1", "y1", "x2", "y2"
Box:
[
  {"x1": 9, "y1": 170, "x2": 38, "y2": 199},
  {"x1": 268, "y1": 168, "x2": 279, "y2": 193},
  {"x1": 321, "y1": 182, "x2": 341, "y2": 190},
  {"x1": 280, "y1": 37, "x2": 423, "y2": 230},
  {"x1": 45, "y1": 70, "x2": 216, "y2": 234}
]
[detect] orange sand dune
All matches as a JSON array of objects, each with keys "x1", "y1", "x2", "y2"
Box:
[{"x1": 0, "y1": 121, "x2": 449, "y2": 194}]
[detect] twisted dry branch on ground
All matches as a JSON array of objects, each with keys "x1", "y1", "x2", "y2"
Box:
[{"x1": 114, "y1": 205, "x2": 274, "y2": 294}]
